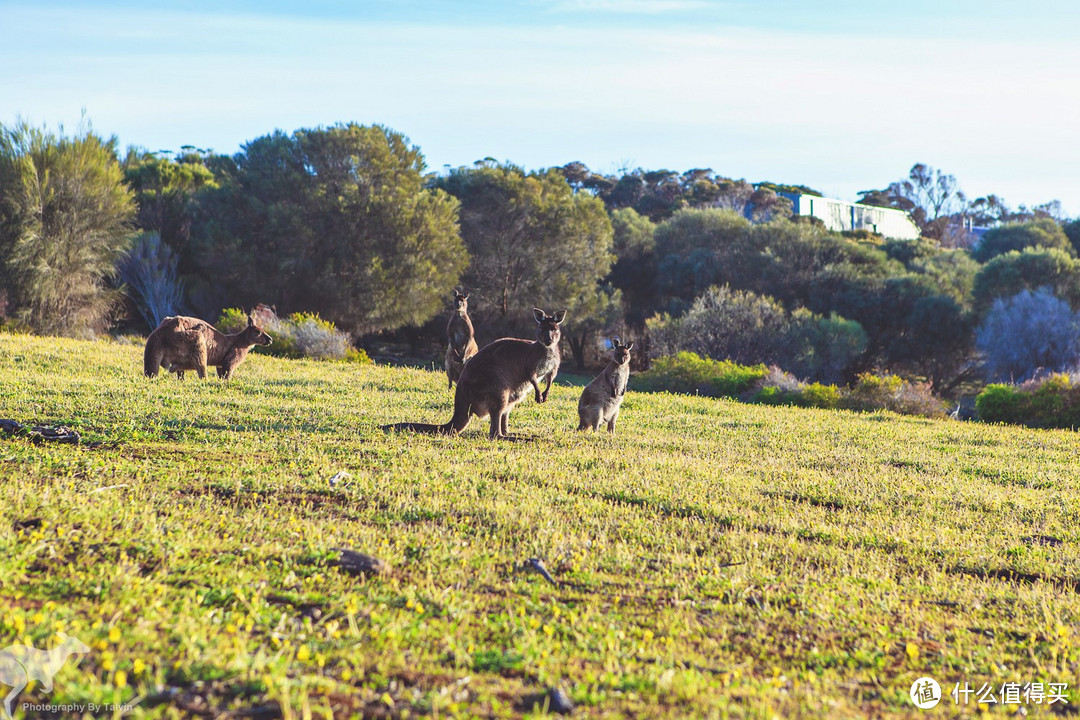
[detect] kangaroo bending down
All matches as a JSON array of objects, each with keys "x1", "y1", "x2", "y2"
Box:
[
  {"x1": 578, "y1": 338, "x2": 633, "y2": 433},
  {"x1": 385, "y1": 308, "x2": 566, "y2": 439},
  {"x1": 445, "y1": 290, "x2": 479, "y2": 389},
  {"x1": 144, "y1": 313, "x2": 272, "y2": 380},
  {"x1": 0, "y1": 632, "x2": 90, "y2": 718}
]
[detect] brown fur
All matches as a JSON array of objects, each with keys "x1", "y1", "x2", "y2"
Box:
[
  {"x1": 445, "y1": 291, "x2": 479, "y2": 389},
  {"x1": 143, "y1": 314, "x2": 272, "y2": 380},
  {"x1": 578, "y1": 338, "x2": 633, "y2": 432},
  {"x1": 384, "y1": 308, "x2": 566, "y2": 439}
]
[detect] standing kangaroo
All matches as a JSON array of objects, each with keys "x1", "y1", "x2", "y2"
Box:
[
  {"x1": 0, "y1": 632, "x2": 90, "y2": 718},
  {"x1": 578, "y1": 338, "x2": 633, "y2": 433},
  {"x1": 385, "y1": 308, "x2": 566, "y2": 439},
  {"x1": 144, "y1": 313, "x2": 272, "y2": 380},
  {"x1": 445, "y1": 290, "x2": 479, "y2": 389}
]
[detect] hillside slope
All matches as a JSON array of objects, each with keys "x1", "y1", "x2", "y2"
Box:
[{"x1": 0, "y1": 334, "x2": 1077, "y2": 718}]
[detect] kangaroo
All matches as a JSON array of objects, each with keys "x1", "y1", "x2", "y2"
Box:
[
  {"x1": 385, "y1": 308, "x2": 566, "y2": 439},
  {"x1": 445, "y1": 290, "x2": 479, "y2": 389},
  {"x1": 0, "y1": 632, "x2": 90, "y2": 718},
  {"x1": 144, "y1": 313, "x2": 272, "y2": 380},
  {"x1": 577, "y1": 338, "x2": 633, "y2": 433}
]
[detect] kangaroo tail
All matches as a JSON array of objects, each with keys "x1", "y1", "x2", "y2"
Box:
[{"x1": 383, "y1": 391, "x2": 472, "y2": 435}]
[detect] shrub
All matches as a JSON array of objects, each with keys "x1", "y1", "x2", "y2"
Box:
[
  {"x1": 750, "y1": 367, "x2": 841, "y2": 410},
  {"x1": 973, "y1": 218, "x2": 1073, "y2": 263},
  {"x1": 647, "y1": 286, "x2": 787, "y2": 365},
  {"x1": 639, "y1": 353, "x2": 941, "y2": 417},
  {"x1": 635, "y1": 351, "x2": 767, "y2": 398},
  {"x1": 975, "y1": 288, "x2": 1080, "y2": 382},
  {"x1": 976, "y1": 374, "x2": 1080, "y2": 428},
  {"x1": 841, "y1": 373, "x2": 904, "y2": 411},
  {"x1": 289, "y1": 313, "x2": 350, "y2": 360},
  {"x1": 840, "y1": 373, "x2": 946, "y2": 417},
  {"x1": 216, "y1": 308, "x2": 370, "y2": 363},
  {"x1": 975, "y1": 384, "x2": 1025, "y2": 425},
  {"x1": 798, "y1": 382, "x2": 843, "y2": 409},
  {"x1": 646, "y1": 285, "x2": 866, "y2": 384},
  {"x1": 216, "y1": 308, "x2": 248, "y2": 334}
]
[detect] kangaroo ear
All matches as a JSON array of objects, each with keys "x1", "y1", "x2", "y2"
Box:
[
  {"x1": 462, "y1": 293, "x2": 469, "y2": 300},
  {"x1": 553, "y1": 309, "x2": 567, "y2": 324},
  {"x1": 612, "y1": 337, "x2": 621, "y2": 348},
  {"x1": 247, "y1": 313, "x2": 255, "y2": 327},
  {"x1": 532, "y1": 308, "x2": 546, "y2": 324},
  {"x1": 625, "y1": 342, "x2": 634, "y2": 351}
]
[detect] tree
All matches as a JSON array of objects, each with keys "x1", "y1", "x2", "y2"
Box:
[
  {"x1": 192, "y1": 123, "x2": 466, "y2": 333},
  {"x1": 783, "y1": 309, "x2": 867, "y2": 385},
  {"x1": 652, "y1": 209, "x2": 751, "y2": 309},
  {"x1": 564, "y1": 284, "x2": 623, "y2": 371},
  {"x1": 976, "y1": 288, "x2": 1080, "y2": 382},
  {"x1": 972, "y1": 247, "x2": 1080, "y2": 312},
  {"x1": 1064, "y1": 219, "x2": 1080, "y2": 256},
  {"x1": 607, "y1": 207, "x2": 657, "y2": 328},
  {"x1": 889, "y1": 295, "x2": 976, "y2": 393},
  {"x1": 972, "y1": 218, "x2": 1073, "y2": 263},
  {"x1": 434, "y1": 163, "x2": 614, "y2": 332},
  {"x1": 123, "y1": 148, "x2": 217, "y2": 255},
  {"x1": 0, "y1": 120, "x2": 135, "y2": 335},
  {"x1": 861, "y1": 163, "x2": 965, "y2": 240}
]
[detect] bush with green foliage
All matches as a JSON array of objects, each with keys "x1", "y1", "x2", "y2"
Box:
[
  {"x1": 217, "y1": 309, "x2": 370, "y2": 363},
  {"x1": 0, "y1": 121, "x2": 136, "y2": 336},
  {"x1": 637, "y1": 352, "x2": 944, "y2": 417},
  {"x1": 972, "y1": 218, "x2": 1074, "y2": 263},
  {"x1": 635, "y1": 352, "x2": 767, "y2": 398},
  {"x1": 971, "y1": 247, "x2": 1080, "y2": 312},
  {"x1": 647, "y1": 285, "x2": 867, "y2": 384},
  {"x1": 976, "y1": 374, "x2": 1080, "y2": 428},
  {"x1": 840, "y1": 373, "x2": 946, "y2": 417}
]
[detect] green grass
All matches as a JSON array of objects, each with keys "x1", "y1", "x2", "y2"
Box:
[{"x1": 0, "y1": 333, "x2": 1078, "y2": 718}]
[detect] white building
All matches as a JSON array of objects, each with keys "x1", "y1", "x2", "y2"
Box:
[{"x1": 781, "y1": 193, "x2": 921, "y2": 240}]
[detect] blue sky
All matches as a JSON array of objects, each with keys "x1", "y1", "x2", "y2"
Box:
[{"x1": 3, "y1": 0, "x2": 1079, "y2": 215}]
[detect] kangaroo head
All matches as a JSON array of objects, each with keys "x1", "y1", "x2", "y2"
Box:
[
  {"x1": 532, "y1": 308, "x2": 566, "y2": 347},
  {"x1": 453, "y1": 291, "x2": 469, "y2": 311},
  {"x1": 611, "y1": 337, "x2": 634, "y2": 366},
  {"x1": 239, "y1": 313, "x2": 273, "y2": 347},
  {"x1": 56, "y1": 632, "x2": 90, "y2": 656}
]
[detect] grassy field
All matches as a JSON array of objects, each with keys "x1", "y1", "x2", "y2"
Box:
[{"x1": 1, "y1": 333, "x2": 1078, "y2": 719}]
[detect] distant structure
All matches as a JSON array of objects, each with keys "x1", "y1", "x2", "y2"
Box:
[{"x1": 781, "y1": 193, "x2": 921, "y2": 240}]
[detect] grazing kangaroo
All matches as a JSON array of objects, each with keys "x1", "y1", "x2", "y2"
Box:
[
  {"x1": 0, "y1": 632, "x2": 90, "y2": 718},
  {"x1": 578, "y1": 338, "x2": 633, "y2": 433},
  {"x1": 385, "y1": 308, "x2": 566, "y2": 439},
  {"x1": 445, "y1": 290, "x2": 479, "y2": 389},
  {"x1": 143, "y1": 313, "x2": 272, "y2": 380}
]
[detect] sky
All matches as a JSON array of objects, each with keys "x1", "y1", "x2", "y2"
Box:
[{"x1": 3, "y1": 0, "x2": 1079, "y2": 215}]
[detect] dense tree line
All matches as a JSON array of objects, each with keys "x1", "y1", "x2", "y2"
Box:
[{"x1": 0, "y1": 119, "x2": 1077, "y2": 393}]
